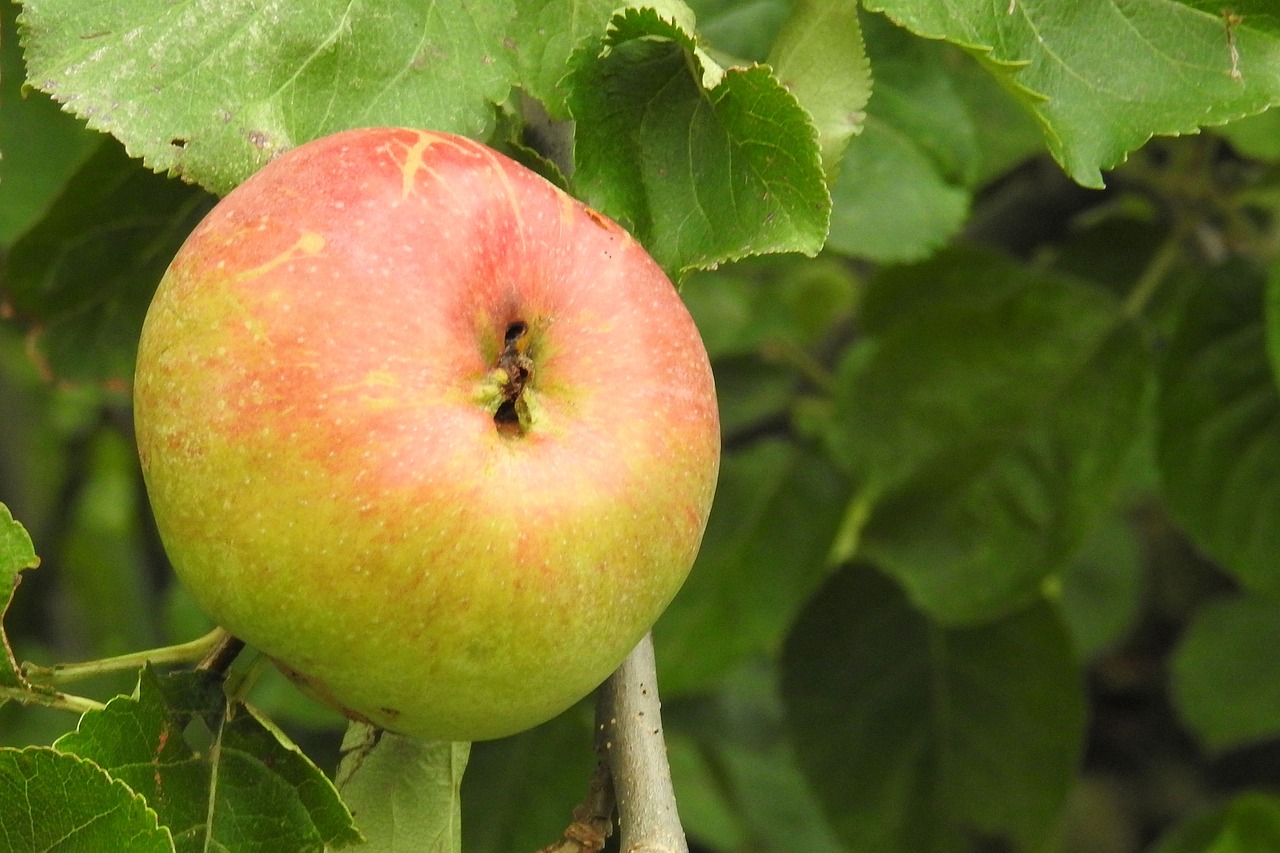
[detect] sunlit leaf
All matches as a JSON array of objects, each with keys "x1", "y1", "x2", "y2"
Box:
[
  {"x1": 567, "y1": 7, "x2": 828, "y2": 277},
  {"x1": 18, "y1": 0, "x2": 517, "y2": 194},
  {"x1": 866, "y1": 0, "x2": 1280, "y2": 187}
]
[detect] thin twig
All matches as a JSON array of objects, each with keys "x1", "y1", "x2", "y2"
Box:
[
  {"x1": 595, "y1": 633, "x2": 687, "y2": 853},
  {"x1": 22, "y1": 627, "x2": 228, "y2": 685},
  {"x1": 0, "y1": 683, "x2": 105, "y2": 715}
]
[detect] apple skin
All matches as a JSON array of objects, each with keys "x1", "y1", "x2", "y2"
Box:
[{"x1": 134, "y1": 128, "x2": 720, "y2": 741}]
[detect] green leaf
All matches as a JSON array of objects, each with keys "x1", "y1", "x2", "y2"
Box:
[
  {"x1": 1171, "y1": 596, "x2": 1280, "y2": 751},
  {"x1": 1053, "y1": 511, "x2": 1144, "y2": 659},
  {"x1": 711, "y1": 357, "x2": 800, "y2": 440},
  {"x1": 18, "y1": 0, "x2": 517, "y2": 195},
  {"x1": 681, "y1": 255, "x2": 858, "y2": 360},
  {"x1": 866, "y1": 0, "x2": 1280, "y2": 188},
  {"x1": 509, "y1": 0, "x2": 617, "y2": 119},
  {"x1": 666, "y1": 664, "x2": 844, "y2": 853},
  {"x1": 55, "y1": 667, "x2": 362, "y2": 852},
  {"x1": 1159, "y1": 261, "x2": 1280, "y2": 596},
  {"x1": 566, "y1": 7, "x2": 829, "y2": 278},
  {"x1": 1218, "y1": 107, "x2": 1280, "y2": 163},
  {"x1": 0, "y1": 746, "x2": 174, "y2": 851},
  {"x1": 690, "y1": 0, "x2": 789, "y2": 62},
  {"x1": 56, "y1": 429, "x2": 157, "y2": 654},
  {"x1": 462, "y1": 707, "x2": 596, "y2": 853},
  {"x1": 1154, "y1": 792, "x2": 1280, "y2": 853},
  {"x1": 336, "y1": 722, "x2": 469, "y2": 853},
  {"x1": 827, "y1": 249, "x2": 1149, "y2": 623},
  {"x1": 2, "y1": 139, "x2": 215, "y2": 386},
  {"x1": 825, "y1": 13, "x2": 978, "y2": 262},
  {"x1": 767, "y1": 0, "x2": 871, "y2": 174},
  {"x1": 0, "y1": 503, "x2": 39, "y2": 690},
  {"x1": 0, "y1": 0, "x2": 100, "y2": 243},
  {"x1": 781, "y1": 565, "x2": 1086, "y2": 852},
  {"x1": 655, "y1": 439, "x2": 851, "y2": 695},
  {"x1": 1267, "y1": 258, "x2": 1280, "y2": 386}
]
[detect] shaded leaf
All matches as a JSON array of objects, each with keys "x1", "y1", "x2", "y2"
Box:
[
  {"x1": 1, "y1": 139, "x2": 215, "y2": 387},
  {"x1": 1159, "y1": 261, "x2": 1280, "y2": 595},
  {"x1": 1153, "y1": 792, "x2": 1280, "y2": 853},
  {"x1": 827, "y1": 249, "x2": 1148, "y2": 623},
  {"x1": 567, "y1": 7, "x2": 828, "y2": 278},
  {"x1": 866, "y1": 0, "x2": 1280, "y2": 187},
  {"x1": 18, "y1": 0, "x2": 517, "y2": 195},
  {"x1": 462, "y1": 707, "x2": 596, "y2": 853},
  {"x1": 781, "y1": 565, "x2": 1085, "y2": 852},
  {"x1": 1054, "y1": 511, "x2": 1144, "y2": 659},
  {"x1": 336, "y1": 722, "x2": 468, "y2": 853},
  {"x1": 825, "y1": 13, "x2": 978, "y2": 262},
  {"x1": 666, "y1": 664, "x2": 844, "y2": 853},
  {"x1": 655, "y1": 440, "x2": 851, "y2": 695},
  {"x1": 0, "y1": 746, "x2": 174, "y2": 851},
  {"x1": 682, "y1": 255, "x2": 858, "y2": 360},
  {"x1": 1171, "y1": 596, "x2": 1280, "y2": 751}
]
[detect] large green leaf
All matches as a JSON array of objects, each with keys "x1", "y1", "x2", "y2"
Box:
[
  {"x1": 18, "y1": 0, "x2": 517, "y2": 195},
  {"x1": 566, "y1": 7, "x2": 829, "y2": 278},
  {"x1": 55, "y1": 667, "x2": 362, "y2": 852},
  {"x1": 336, "y1": 723, "x2": 468, "y2": 853},
  {"x1": 826, "y1": 249, "x2": 1148, "y2": 623},
  {"x1": 1158, "y1": 261, "x2": 1280, "y2": 596},
  {"x1": 866, "y1": 0, "x2": 1280, "y2": 187},
  {"x1": 509, "y1": 0, "x2": 617, "y2": 119},
  {"x1": 767, "y1": 0, "x2": 871, "y2": 175},
  {"x1": 781, "y1": 565, "x2": 1085, "y2": 852},
  {"x1": 1, "y1": 139, "x2": 214, "y2": 386},
  {"x1": 826, "y1": 13, "x2": 977, "y2": 262},
  {"x1": 655, "y1": 439, "x2": 851, "y2": 695},
  {"x1": 0, "y1": 746, "x2": 174, "y2": 851},
  {"x1": 1172, "y1": 596, "x2": 1280, "y2": 752}
]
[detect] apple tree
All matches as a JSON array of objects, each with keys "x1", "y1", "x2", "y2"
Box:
[{"x1": 4, "y1": 0, "x2": 1280, "y2": 851}]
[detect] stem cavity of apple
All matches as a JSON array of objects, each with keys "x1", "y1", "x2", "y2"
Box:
[{"x1": 492, "y1": 320, "x2": 535, "y2": 437}]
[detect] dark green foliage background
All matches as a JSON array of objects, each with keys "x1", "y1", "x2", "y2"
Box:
[{"x1": 5, "y1": 0, "x2": 1280, "y2": 851}]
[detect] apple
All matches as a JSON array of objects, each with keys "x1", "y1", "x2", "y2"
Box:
[{"x1": 133, "y1": 128, "x2": 720, "y2": 741}]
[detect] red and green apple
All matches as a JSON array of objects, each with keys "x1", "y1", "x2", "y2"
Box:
[{"x1": 133, "y1": 127, "x2": 720, "y2": 741}]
